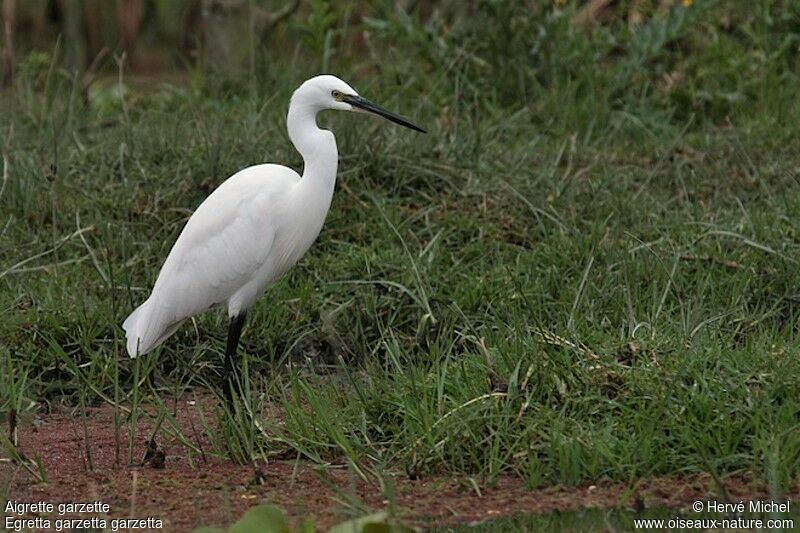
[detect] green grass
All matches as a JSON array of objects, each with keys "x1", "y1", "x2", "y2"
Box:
[{"x1": 2, "y1": 0, "x2": 800, "y2": 497}]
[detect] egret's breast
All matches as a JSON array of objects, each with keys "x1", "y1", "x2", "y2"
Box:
[
  {"x1": 232, "y1": 175, "x2": 334, "y2": 313},
  {"x1": 274, "y1": 210, "x2": 327, "y2": 273}
]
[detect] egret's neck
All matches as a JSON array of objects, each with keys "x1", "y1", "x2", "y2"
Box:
[{"x1": 287, "y1": 103, "x2": 338, "y2": 196}]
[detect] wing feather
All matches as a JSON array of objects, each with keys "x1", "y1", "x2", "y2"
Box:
[{"x1": 124, "y1": 164, "x2": 299, "y2": 355}]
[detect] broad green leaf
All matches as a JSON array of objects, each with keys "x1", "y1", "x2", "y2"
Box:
[
  {"x1": 329, "y1": 512, "x2": 414, "y2": 533},
  {"x1": 230, "y1": 504, "x2": 291, "y2": 533}
]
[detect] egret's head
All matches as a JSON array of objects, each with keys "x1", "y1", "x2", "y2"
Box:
[{"x1": 292, "y1": 74, "x2": 425, "y2": 133}]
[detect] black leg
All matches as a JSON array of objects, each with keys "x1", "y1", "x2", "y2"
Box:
[{"x1": 223, "y1": 313, "x2": 247, "y2": 410}]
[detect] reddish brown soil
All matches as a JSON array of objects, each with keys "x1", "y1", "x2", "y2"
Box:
[{"x1": 3, "y1": 397, "x2": 796, "y2": 531}]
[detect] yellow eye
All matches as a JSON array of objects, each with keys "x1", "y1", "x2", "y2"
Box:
[{"x1": 332, "y1": 90, "x2": 343, "y2": 101}]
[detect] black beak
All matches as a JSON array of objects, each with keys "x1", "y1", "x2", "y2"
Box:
[{"x1": 343, "y1": 94, "x2": 426, "y2": 133}]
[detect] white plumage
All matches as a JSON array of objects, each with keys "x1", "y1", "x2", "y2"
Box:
[
  {"x1": 123, "y1": 164, "x2": 292, "y2": 356},
  {"x1": 123, "y1": 75, "x2": 424, "y2": 363}
]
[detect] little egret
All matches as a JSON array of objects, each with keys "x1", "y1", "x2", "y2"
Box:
[{"x1": 123, "y1": 75, "x2": 424, "y2": 406}]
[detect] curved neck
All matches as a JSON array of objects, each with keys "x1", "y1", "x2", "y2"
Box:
[{"x1": 287, "y1": 102, "x2": 338, "y2": 193}]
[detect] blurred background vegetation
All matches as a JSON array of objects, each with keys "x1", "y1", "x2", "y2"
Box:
[
  {"x1": 0, "y1": 2, "x2": 777, "y2": 78},
  {"x1": 3, "y1": 0, "x2": 714, "y2": 79},
  {"x1": 2, "y1": 0, "x2": 799, "y2": 127},
  {"x1": 2, "y1": 0, "x2": 799, "y2": 121}
]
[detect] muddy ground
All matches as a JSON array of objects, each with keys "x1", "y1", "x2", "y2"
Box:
[{"x1": 3, "y1": 397, "x2": 796, "y2": 531}]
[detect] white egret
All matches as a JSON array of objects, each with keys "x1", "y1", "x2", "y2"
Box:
[{"x1": 123, "y1": 74, "x2": 424, "y2": 406}]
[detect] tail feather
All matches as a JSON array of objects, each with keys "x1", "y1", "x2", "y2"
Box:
[
  {"x1": 123, "y1": 299, "x2": 184, "y2": 357},
  {"x1": 124, "y1": 296, "x2": 189, "y2": 357},
  {"x1": 123, "y1": 300, "x2": 152, "y2": 357}
]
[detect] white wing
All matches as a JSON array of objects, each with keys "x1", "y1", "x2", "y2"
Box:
[{"x1": 124, "y1": 164, "x2": 300, "y2": 356}]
